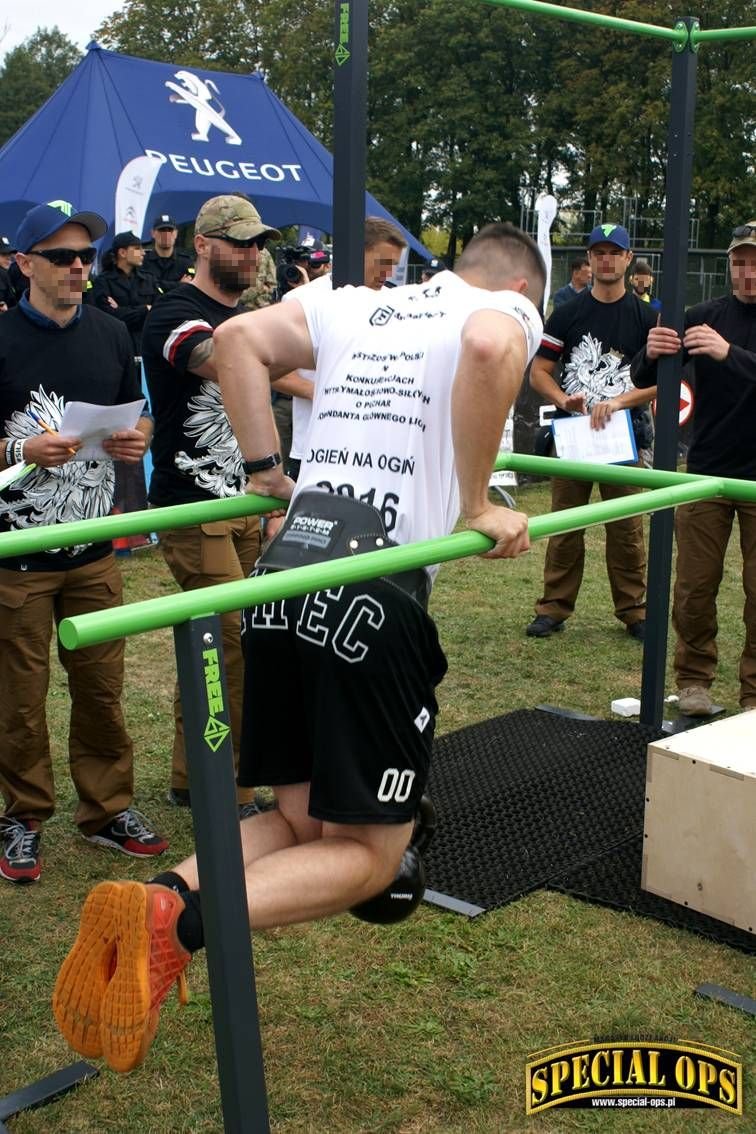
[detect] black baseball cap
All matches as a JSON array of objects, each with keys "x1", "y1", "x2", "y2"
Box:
[
  {"x1": 111, "y1": 231, "x2": 144, "y2": 252},
  {"x1": 153, "y1": 214, "x2": 178, "y2": 230}
]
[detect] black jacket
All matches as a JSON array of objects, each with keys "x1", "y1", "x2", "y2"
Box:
[
  {"x1": 91, "y1": 267, "x2": 161, "y2": 355},
  {"x1": 142, "y1": 248, "x2": 195, "y2": 291}
]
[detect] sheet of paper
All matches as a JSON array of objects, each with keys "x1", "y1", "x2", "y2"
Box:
[
  {"x1": 551, "y1": 409, "x2": 637, "y2": 465},
  {"x1": 58, "y1": 399, "x2": 146, "y2": 461}
]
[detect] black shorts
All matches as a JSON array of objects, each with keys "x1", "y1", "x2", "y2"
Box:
[{"x1": 239, "y1": 574, "x2": 447, "y2": 824}]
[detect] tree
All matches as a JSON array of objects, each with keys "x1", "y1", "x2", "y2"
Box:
[
  {"x1": 95, "y1": 0, "x2": 264, "y2": 74},
  {"x1": 75, "y1": 0, "x2": 756, "y2": 248},
  {"x1": 0, "y1": 28, "x2": 81, "y2": 148}
]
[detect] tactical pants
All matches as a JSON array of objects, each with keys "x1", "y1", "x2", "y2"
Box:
[
  {"x1": 159, "y1": 516, "x2": 261, "y2": 799},
  {"x1": 673, "y1": 498, "x2": 756, "y2": 708},
  {"x1": 0, "y1": 555, "x2": 134, "y2": 833},
  {"x1": 535, "y1": 475, "x2": 646, "y2": 625}
]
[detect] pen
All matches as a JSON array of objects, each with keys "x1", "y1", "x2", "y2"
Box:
[{"x1": 28, "y1": 410, "x2": 77, "y2": 456}]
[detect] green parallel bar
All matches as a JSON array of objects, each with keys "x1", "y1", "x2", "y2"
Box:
[
  {"x1": 498, "y1": 453, "x2": 756, "y2": 502},
  {"x1": 0, "y1": 492, "x2": 287, "y2": 560},
  {"x1": 480, "y1": 0, "x2": 687, "y2": 43},
  {"x1": 4, "y1": 454, "x2": 755, "y2": 564},
  {"x1": 59, "y1": 478, "x2": 723, "y2": 650},
  {"x1": 692, "y1": 25, "x2": 756, "y2": 43}
]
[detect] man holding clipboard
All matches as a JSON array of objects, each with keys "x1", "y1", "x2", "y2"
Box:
[{"x1": 526, "y1": 223, "x2": 657, "y2": 641}]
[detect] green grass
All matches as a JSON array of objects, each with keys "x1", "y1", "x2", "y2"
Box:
[{"x1": 1, "y1": 480, "x2": 754, "y2": 1133}]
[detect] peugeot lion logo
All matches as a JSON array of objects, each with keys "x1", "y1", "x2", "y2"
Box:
[{"x1": 165, "y1": 70, "x2": 242, "y2": 146}]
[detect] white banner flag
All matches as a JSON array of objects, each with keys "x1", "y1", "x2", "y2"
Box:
[
  {"x1": 114, "y1": 155, "x2": 163, "y2": 238},
  {"x1": 535, "y1": 194, "x2": 558, "y2": 309}
]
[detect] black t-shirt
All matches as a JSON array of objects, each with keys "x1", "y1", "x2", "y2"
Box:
[
  {"x1": 538, "y1": 290, "x2": 657, "y2": 447},
  {"x1": 142, "y1": 249, "x2": 195, "y2": 291},
  {"x1": 0, "y1": 304, "x2": 142, "y2": 570},
  {"x1": 142, "y1": 283, "x2": 246, "y2": 506},
  {"x1": 632, "y1": 294, "x2": 756, "y2": 479}
]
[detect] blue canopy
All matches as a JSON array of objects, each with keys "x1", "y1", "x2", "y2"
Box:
[{"x1": 0, "y1": 45, "x2": 428, "y2": 256}]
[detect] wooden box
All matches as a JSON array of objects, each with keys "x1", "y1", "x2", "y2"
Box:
[{"x1": 642, "y1": 713, "x2": 756, "y2": 935}]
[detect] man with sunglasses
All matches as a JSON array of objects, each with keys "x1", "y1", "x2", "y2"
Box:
[
  {"x1": 0, "y1": 201, "x2": 168, "y2": 884},
  {"x1": 632, "y1": 221, "x2": 756, "y2": 717},
  {"x1": 142, "y1": 194, "x2": 281, "y2": 812}
]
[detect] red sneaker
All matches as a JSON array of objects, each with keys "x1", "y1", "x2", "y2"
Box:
[
  {"x1": 52, "y1": 880, "x2": 123, "y2": 1057},
  {"x1": 85, "y1": 809, "x2": 169, "y2": 857},
  {"x1": 0, "y1": 818, "x2": 41, "y2": 884},
  {"x1": 100, "y1": 882, "x2": 191, "y2": 1072}
]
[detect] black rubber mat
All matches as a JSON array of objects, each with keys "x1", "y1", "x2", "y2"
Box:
[
  {"x1": 424, "y1": 708, "x2": 660, "y2": 911},
  {"x1": 548, "y1": 835, "x2": 755, "y2": 955}
]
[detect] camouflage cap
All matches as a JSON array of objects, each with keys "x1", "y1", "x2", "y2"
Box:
[
  {"x1": 728, "y1": 221, "x2": 756, "y2": 254},
  {"x1": 195, "y1": 195, "x2": 281, "y2": 241}
]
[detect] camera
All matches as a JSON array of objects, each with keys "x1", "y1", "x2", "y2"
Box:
[{"x1": 277, "y1": 262, "x2": 304, "y2": 290}]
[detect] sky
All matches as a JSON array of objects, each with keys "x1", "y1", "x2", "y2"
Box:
[{"x1": 0, "y1": 1, "x2": 124, "y2": 62}]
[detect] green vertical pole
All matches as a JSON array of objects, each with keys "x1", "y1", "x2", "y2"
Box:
[
  {"x1": 174, "y1": 618, "x2": 270, "y2": 1133},
  {"x1": 332, "y1": 0, "x2": 368, "y2": 286}
]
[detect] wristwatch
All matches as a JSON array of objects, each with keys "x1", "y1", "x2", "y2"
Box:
[{"x1": 242, "y1": 452, "x2": 282, "y2": 474}]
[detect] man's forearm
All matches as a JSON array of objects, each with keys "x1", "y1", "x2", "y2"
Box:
[
  {"x1": 136, "y1": 416, "x2": 154, "y2": 447},
  {"x1": 530, "y1": 364, "x2": 567, "y2": 409},
  {"x1": 452, "y1": 319, "x2": 527, "y2": 521},
  {"x1": 214, "y1": 322, "x2": 279, "y2": 461},
  {"x1": 271, "y1": 371, "x2": 314, "y2": 399},
  {"x1": 615, "y1": 383, "x2": 657, "y2": 409}
]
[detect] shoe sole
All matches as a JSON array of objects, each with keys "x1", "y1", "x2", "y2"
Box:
[
  {"x1": 99, "y1": 883, "x2": 157, "y2": 1073},
  {"x1": 0, "y1": 865, "x2": 40, "y2": 883},
  {"x1": 84, "y1": 833, "x2": 168, "y2": 857},
  {"x1": 52, "y1": 881, "x2": 123, "y2": 1058},
  {"x1": 100, "y1": 883, "x2": 189, "y2": 1074},
  {"x1": 526, "y1": 623, "x2": 565, "y2": 638}
]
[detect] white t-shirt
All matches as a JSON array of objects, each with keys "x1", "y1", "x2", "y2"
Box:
[
  {"x1": 291, "y1": 271, "x2": 542, "y2": 548},
  {"x1": 282, "y1": 274, "x2": 332, "y2": 459}
]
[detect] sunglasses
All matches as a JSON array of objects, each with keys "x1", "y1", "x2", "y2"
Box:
[
  {"x1": 204, "y1": 233, "x2": 268, "y2": 250},
  {"x1": 731, "y1": 225, "x2": 756, "y2": 239},
  {"x1": 27, "y1": 247, "x2": 97, "y2": 267}
]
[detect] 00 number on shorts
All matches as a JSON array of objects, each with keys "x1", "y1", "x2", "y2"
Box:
[
  {"x1": 377, "y1": 768, "x2": 415, "y2": 803},
  {"x1": 316, "y1": 481, "x2": 399, "y2": 533}
]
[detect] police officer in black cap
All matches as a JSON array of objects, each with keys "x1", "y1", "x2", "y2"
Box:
[
  {"x1": 420, "y1": 256, "x2": 446, "y2": 283},
  {"x1": 142, "y1": 214, "x2": 195, "y2": 292},
  {"x1": 0, "y1": 236, "x2": 19, "y2": 311},
  {"x1": 92, "y1": 231, "x2": 160, "y2": 356}
]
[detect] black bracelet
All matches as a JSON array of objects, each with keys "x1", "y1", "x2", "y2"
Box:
[{"x1": 243, "y1": 452, "x2": 282, "y2": 474}]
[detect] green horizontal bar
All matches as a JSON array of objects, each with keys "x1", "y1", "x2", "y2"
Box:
[
  {"x1": 692, "y1": 25, "x2": 756, "y2": 44},
  {"x1": 480, "y1": 0, "x2": 686, "y2": 43},
  {"x1": 59, "y1": 478, "x2": 722, "y2": 650},
  {"x1": 3, "y1": 453, "x2": 753, "y2": 563},
  {"x1": 0, "y1": 492, "x2": 287, "y2": 560},
  {"x1": 498, "y1": 453, "x2": 756, "y2": 502}
]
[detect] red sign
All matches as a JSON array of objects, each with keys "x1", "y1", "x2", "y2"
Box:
[{"x1": 652, "y1": 380, "x2": 694, "y2": 426}]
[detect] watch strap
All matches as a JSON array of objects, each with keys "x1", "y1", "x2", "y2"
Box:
[{"x1": 243, "y1": 452, "x2": 282, "y2": 474}]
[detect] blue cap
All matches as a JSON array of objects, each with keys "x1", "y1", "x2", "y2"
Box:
[
  {"x1": 587, "y1": 223, "x2": 630, "y2": 251},
  {"x1": 15, "y1": 202, "x2": 107, "y2": 254}
]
